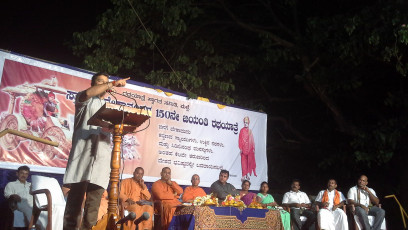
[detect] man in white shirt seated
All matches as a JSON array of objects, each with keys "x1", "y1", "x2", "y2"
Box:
[
  {"x1": 347, "y1": 175, "x2": 385, "y2": 230},
  {"x1": 4, "y1": 165, "x2": 33, "y2": 226},
  {"x1": 315, "y1": 179, "x2": 348, "y2": 230},
  {"x1": 282, "y1": 179, "x2": 316, "y2": 230}
]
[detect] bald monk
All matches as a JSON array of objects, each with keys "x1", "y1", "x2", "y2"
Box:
[
  {"x1": 182, "y1": 174, "x2": 206, "y2": 203},
  {"x1": 119, "y1": 167, "x2": 153, "y2": 230},
  {"x1": 151, "y1": 167, "x2": 183, "y2": 230}
]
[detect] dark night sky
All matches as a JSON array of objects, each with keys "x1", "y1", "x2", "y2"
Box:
[
  {"x1": 1, "y1": 2, "x2": 407, "y2": 228},
  {"x1": 0, "y1": 0, "x2": 112, "y2": 67}
]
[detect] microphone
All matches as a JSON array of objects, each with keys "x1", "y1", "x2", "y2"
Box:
[
  {"x1": 116, "y1": 212, "x2": 136, "y2": 225},
  {"x1": 106, "y1": 89, "x2": 118, "y2": 104},
  {"x1": 134, "y1": 212, "x2": 150, "y2": 225}
]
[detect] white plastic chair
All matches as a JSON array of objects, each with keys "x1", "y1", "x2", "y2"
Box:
[
  {"x1": 351, "y1": 204, "x2": 386, "y2": 230},
  {"x1": 29, "y1": 175, "x2": 66, "y2": 230},
  {"x1": 354, "y1": 215, "x2": 386, "y2": 230}
]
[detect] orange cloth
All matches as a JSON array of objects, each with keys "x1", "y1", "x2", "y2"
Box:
[
  {"x1": 119, "y1": 178, "x2": 153, "y2": 230},
  {"x1": 182, "y1": 186, "x2": 207, "y2": 202},
  {"x1": 321, "y1": 189, "x2": 341, "y2": 206},
  {"x1": 151, "y1": 180, "x2": 183, "y2": 230}
]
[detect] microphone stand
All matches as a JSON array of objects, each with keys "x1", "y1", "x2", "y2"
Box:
[{"x1": 107, "y1": 90, "x2": 118, "y2": 105}]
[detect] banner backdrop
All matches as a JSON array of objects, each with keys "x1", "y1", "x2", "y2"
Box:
[{"x1": 0, "y1": 51, "x2": 268, "y2": 188}]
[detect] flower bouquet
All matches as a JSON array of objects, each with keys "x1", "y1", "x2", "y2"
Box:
[
  {"x1": 248, "y1": 199, "x2": 264, "y2": 209},
  {"x1": 221, "y1": 195, "x2": 246, "y2": 208},
  {"x1": 193, "y1": 193, "x2": 218, "y2": 206}
]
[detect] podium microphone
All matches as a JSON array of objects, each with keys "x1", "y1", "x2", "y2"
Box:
[
  {"x1": 134, "y1": 212, "x2": 150, "y2": 225},
  {"x1": 106, "y1": 88, "x2": 118, "y2": 104},
  {"x1": 116, "y1": 212, "x2": 136, "y2": 225}
]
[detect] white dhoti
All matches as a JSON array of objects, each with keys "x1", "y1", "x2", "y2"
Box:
[{"x1": 318, "y1": 208, "x2": 348, "y2": 230}]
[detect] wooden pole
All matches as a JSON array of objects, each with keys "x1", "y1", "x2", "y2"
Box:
[{"x1": 0, "y1": 128, "x2": 59, "y2": 147}]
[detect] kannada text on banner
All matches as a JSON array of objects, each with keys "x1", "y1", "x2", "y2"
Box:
[{"x1": 0, "y1": 51, "x2": 268, "y2": 188}]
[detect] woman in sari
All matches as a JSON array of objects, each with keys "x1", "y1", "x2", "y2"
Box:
[
  {"x1": 239, "y1": 180, "x2": 256, "y2": 206},
  {"x1": 257, "y1": 182, "x2": 290, "y2": 230}
]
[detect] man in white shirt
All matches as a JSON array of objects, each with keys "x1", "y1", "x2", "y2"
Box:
[
  {"x1": 282, "y1": 179, "x2": 316, "y2": 230},
  {"x1": 315, "y1": 179, "x2": 348, "y2": 230},
  {"x1": 347, "y1": 175, "x2": 385, "y2": 230},
  {"x1": 4, "y1": 165, "x2": 33, "y2": 226}
]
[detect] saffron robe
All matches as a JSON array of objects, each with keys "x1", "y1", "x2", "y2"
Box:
[
  {"x1": 151, "y1": 180, "x2": 183, "y2": 230},
  {"x1": 119, "y1": 178, "x2": 153, "y2": 230},
  {"x1": 182, "y1": 186, "x2": 206, "y2": 203}
]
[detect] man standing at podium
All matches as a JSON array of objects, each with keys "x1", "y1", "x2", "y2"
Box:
[{"x1": 63, "y1": 72, "x2": 129, "y2": 230}]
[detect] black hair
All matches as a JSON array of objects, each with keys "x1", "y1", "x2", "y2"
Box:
[
  {"x1": 91, "y1": 72, "x2": 109, "y2": 86},
  {"x1": 17, "y1": 165, "x2": 30, "y2": 173},
  {"x1": 328, "y1": 178, "x2": 337, "y2": 184},
  {"x1": 220, "y1": 169, "x2": 229, "y2": 177},
  {"x1": 242, "y1": 179, "x2": 251, "y2": 187},
  {"x1": 259, "y1": 181, "x2": 269, "y2": 192},
  {"x1": 292, "y1": 179, "x2": 301, "y2": 185}
]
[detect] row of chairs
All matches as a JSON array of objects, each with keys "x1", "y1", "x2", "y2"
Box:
[{"x1": 285, "y1": 204, "x2": 386, "y2": 230}]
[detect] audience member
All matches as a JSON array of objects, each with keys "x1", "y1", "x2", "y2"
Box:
[{"x1": 4, "y1": 166, "x2": 33, "y2": 226}]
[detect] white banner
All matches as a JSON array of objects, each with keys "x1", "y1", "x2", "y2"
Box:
[{"x1": 0, "y1": 50, "x2": 268, "y2": 188}]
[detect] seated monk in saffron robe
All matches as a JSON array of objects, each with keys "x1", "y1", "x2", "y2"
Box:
[
  {"x1": 119, "y1": 167, "x2": 153, "y2": 230},
  {"x1": 151, "y1": 167, "x2": 183, "y2": 230},
  {"x1": 182, "y1": 174, "x2": 207, "y2": 203}
]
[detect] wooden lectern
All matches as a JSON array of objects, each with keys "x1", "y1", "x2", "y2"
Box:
[{"x1": 88, "y1": 103, "x2": 151, "y2": 230}]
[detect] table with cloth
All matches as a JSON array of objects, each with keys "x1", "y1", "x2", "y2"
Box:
[{"x1": 168, "y1": 205, "x2": 284, "y2": 229}]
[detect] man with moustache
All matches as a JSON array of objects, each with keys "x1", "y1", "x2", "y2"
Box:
[
  {"x1": 347, "y1": 175, "x2": 385, "y2": 230},
  {"x1": 315, "y1": 179, "x2": 348, "y2": 230},
  {"x1": 4, "y1": 165, "x2": 34, "y2": 226},
  {"x1": 120, "y1": 167, "x2": 153, "y2": 230},
  {"x1": 63, "y1": 72, "x2": 129, "y2": 230},
  {"x1": 282, "y1": 179, "x2": 316, "y2": 230}
]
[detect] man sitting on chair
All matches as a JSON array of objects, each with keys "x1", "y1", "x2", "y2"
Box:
[
  {"x1": 282, "y1": 179, "x2": 316, "y2": 230},
  {"x1": 4, "y1": 165, "x2": 34, "y2": 226},
  {"x1": 347, "y1": 175, "x2": 385, "y2": 230},
  {"x1": 151, "y1": 167, "x2": 183, "y2": 230},
  {"x1": 210, "y1": 169, "x2": 239, "y2": 202},
  {"x1": 315, "y1": 179, "x2": 348, "y2": 230},
  {"x1": 120, "y1": 167, "x2": 153, "y2": 230},
  {"x1": 182, "y1": 174, "x2": 206, "y2": 203}
]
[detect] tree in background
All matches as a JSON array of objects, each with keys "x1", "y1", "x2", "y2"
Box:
[{"x1": 72, "y1": 1, "x2": 408, "y2": 227}]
